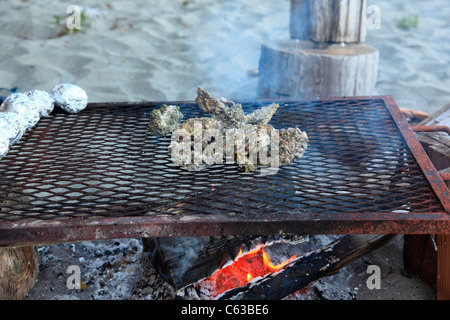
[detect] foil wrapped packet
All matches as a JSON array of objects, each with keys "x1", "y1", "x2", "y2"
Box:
[
  {"x1": 0, "y1": 112, "x2": 27, "y2": 145},
  {"x1": 0, "y1": 84, "x2": 88, "y2": 162},
  {"x1": 24, "y1": 89, "x2": 55, "y2": 117},
  {"x1": 52, "y1": 83, "x2": 88, "y2": 114},
  {"x1": 0, "y1": 133, "x2": 9, "y2": 160},
  {"x1": 0, "y1": 93, "x2": 40, "y2": 129}
]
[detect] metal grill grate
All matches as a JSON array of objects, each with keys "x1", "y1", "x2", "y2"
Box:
[{"x1": 0, "y1": 96, "x2": 448, "y2": 246}]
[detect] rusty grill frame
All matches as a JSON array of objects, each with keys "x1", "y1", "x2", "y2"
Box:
[{"x1": 0, "y1": 95, "x2": 449, "y2": 247}]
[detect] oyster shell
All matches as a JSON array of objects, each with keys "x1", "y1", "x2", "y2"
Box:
[
  {"x1": 279, "y1": 127, "x2": 309, "y2": 165},
  {"x1": 169, "y1": 117, "x2": 222, "y2": 171},
  {"x1": 196, "y1": 87, "x2": 246, "y2": 128},
  {"x1": 223, "y1": 124, "x2": 278, "y2": 173},
  {"x1": 148, "y1": 104, "x2": 183, "y2": 137},
  {"x1": 244, "y1": 103, "x2": 279, "y2": 126}
]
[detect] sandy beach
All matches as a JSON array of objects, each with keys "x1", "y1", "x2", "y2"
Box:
[
  {"x1": 0, "y1": 0, "x2": 448, "y2": 300},
  {"x1": 0, "y1": 0, "x2": 292, "y2": 103},
  {"x1": 1, "y1": 0, "x2": 448, "y2": 113}
]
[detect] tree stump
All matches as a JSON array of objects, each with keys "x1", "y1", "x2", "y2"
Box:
[
  {"x1": 257, "y1": 40, "x2": 378, "y2": 99},
  {"x1": 290, "y1": 0, "x2": 367, "y2": 43},
  {"x1": 0, "y1": 246, "x2": 39, "y2": 300}
]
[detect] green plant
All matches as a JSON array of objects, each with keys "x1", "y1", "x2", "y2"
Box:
[{"x1": 395, "y1": 15, "x2": 419, "y2": 30}]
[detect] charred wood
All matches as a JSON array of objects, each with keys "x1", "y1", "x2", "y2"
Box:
[
  {"x1": 219, "y1": 234, "x2": 395, "y2": 300},
  {"x1": 143, "y1": 235, "x2": 307, "y2": 290}
]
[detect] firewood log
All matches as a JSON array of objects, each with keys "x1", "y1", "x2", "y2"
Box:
[
  {"x1": 219, "y1": 234, "x2": 395, "y2": 300},
  {"x1": 0, "y1": 246, "x2": 39, "y2": 300}
]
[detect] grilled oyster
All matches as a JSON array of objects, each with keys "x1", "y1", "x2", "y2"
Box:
[
  {"x1": 196, "y1": 87, "x2": 246, "y2": 128},
  {"x1": 169, "y1": 117, "x2": 222, "y2": 171},
  {"x1": 148, "y1": 104, "x2": 183, "y2": 137},
  {"x1": 279, "y1": 127, "x2": 309, "y2": 165},
  {"x1": 223, "y1": 124, "x2": 279, "y2": 173}
]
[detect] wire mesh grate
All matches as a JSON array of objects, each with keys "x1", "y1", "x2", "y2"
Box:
[{"x1": 0, "y1": 98, "x2": 445, "y2": 223}]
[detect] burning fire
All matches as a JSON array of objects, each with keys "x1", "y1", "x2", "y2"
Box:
[{"x1": 197, "y1": 245, "x2": 297, "y2": 298}]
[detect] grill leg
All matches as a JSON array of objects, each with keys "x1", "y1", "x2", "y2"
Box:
[
  {"x1": 437, "y1": 234, "x2": 450, "y2": 300},
  {"x1": 414, "y1": 105, "x2": 450, "y2": 300},
  {"x1": 403, "y1": 235, "x2": 437, "y2": 289}
]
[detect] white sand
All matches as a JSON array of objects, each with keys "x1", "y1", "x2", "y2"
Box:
[
  {"x1": 0, "y1": 0, "x2": 448, "y2": 113},
  {"x1": 0, "y1": 0, "x2": 290, "y2": 103},
  {"x1": 365, "y1": 0, "x2": 450, "y2": 114}
]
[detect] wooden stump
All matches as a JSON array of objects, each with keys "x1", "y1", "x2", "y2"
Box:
[
  {"x1": 290, "y1": 0, "x2": 367, "y2": 43},
  {"x1": 0, "y1": 246, "x2": 39, "y2": 300},
  {"x1": 257, "y1": 40, "x2": 378, "y2": 99}
]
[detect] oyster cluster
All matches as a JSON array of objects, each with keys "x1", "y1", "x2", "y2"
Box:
[
  {"x1": 0, "y1": 83, "x2": 88, "y2": 160},
  {"x1": 166, "y1": 87, "x2": 308, "y2": 173}
]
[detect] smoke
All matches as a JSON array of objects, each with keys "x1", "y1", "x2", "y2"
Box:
[{"x1": 166, "y1": 236, "x2": 208, "y2": 287}]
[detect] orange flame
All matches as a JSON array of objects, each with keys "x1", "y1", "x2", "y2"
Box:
[
  {"x1": 262, "y1": 249, "x2": 297, "y2": 271},
  {"x1": 197, "y1": 245, "x2": 297, "y2": 298}
]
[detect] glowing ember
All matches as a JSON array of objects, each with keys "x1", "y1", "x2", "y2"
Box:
[{"x1": 196, "y1": 245, "x2": 297, "y2": 298}]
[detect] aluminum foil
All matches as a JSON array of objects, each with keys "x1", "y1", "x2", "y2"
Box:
[
  {"x1": 0, "y1": 134, "x2": 9, "y2": 160},
  {"x1": 0, "y1": 93, "x2": 40, "y2": 129},
  {"x1": 0, "y1": 112, "x2": 27, "y2": 145},
  {"x1": 52, "y1": 83, "x2": 88, "y2": 114},
  {"x1": 24, "y1": 89, "x2": 55, "y2": 117}
]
